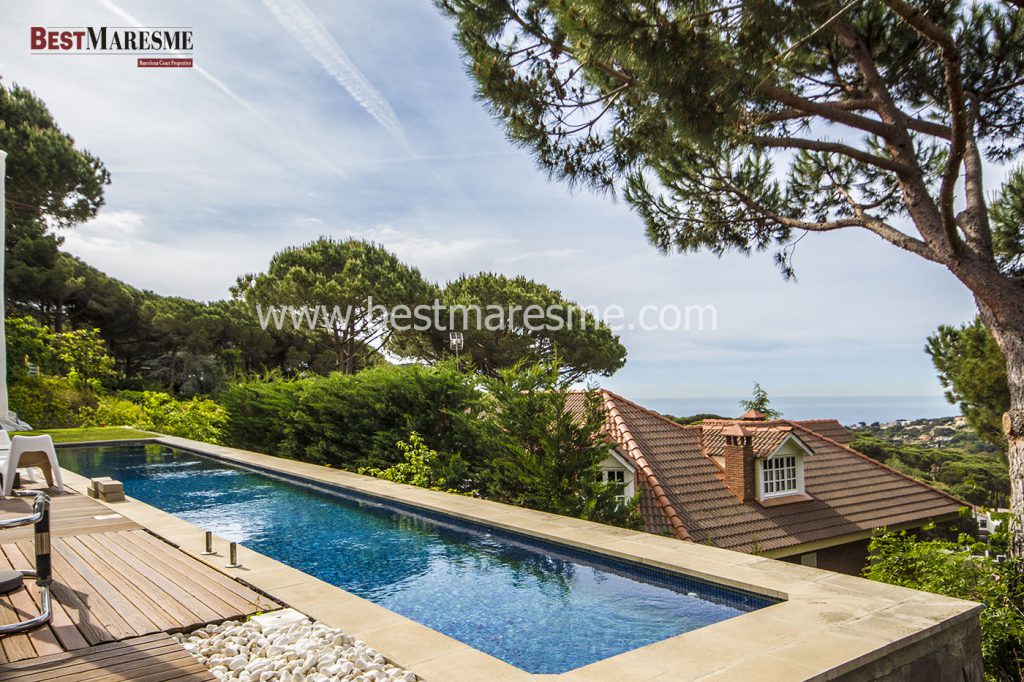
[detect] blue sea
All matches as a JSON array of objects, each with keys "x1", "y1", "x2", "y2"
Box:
[{"x1": 639, "y1": 395, "x2": 958, "y2": 426}]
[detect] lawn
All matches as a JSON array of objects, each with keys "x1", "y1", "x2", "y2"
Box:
[{"x1": 10, "y1": 426, "x2": 159, "y2": 444}]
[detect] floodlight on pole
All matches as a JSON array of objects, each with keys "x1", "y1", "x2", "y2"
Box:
[{"x1": 449, "y1": 332, "x2": 464, "y2": 357}]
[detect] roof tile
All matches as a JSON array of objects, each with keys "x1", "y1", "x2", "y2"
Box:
[{"x1": 588, "y1": 390, "x2": 964, "y2": 554}]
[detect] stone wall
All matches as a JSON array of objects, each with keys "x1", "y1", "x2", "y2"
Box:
[{"x1": 830, "y1": 615, "x2": 983, "y2": 682}]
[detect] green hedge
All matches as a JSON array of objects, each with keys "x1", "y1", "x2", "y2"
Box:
[
  {"x1": 221, "y1": 364, "x2": 495, "y2": 473},
  {"x1": 219, "y1": 376, "x2": 309, "y2": 454}
]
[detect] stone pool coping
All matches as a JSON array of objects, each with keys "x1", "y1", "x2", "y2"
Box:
[{"x1": 57, "y1": 436, "x2": 982, "y2": 681}]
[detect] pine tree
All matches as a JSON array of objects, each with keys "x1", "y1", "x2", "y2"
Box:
[
  {"x1": 437, "y1": 0, "x2": 1024, "y2": 555},
  {"x1": 484, "y1": 362, "x2": 638, "y2": 527},
  {"x1": 739, "y1": 382, "x2": 782, "y2": 420}
]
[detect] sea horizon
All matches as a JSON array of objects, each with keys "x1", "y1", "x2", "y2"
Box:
[{"x1": 638, "y1": 395, "x2": 959, "y2": 426}]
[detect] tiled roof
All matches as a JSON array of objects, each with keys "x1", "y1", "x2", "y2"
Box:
[
  {"x1": 575, "y1": 390, "x2": 965, "y2": 553},
  {"x1": 796, "y1": 419, "x2": 857, "y2": 444},
  {"x1": 701, "y1": 420, "x2": 795, "y2": 458}
]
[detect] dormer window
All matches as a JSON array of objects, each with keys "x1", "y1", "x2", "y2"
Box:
[
  {"x1": 601, "y1": 470, "x2": 626, "y2": 485},
  {"x1": 760, "y1": 455, "x2": 799, "y2": 497},
  {"x1": 754, "y1": 433, "x2": 812, "y2": 502},
  {"x1": 597, "y1": 448, "x2": 636, "y2": 502}
]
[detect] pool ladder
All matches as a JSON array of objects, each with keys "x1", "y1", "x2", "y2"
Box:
[{"x1": 0, "y1": 491, "x2": 53, "y2": 634}]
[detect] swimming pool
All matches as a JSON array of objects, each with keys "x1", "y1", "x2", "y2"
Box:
[{"x1": 59, "y1": 443, "x2": 776, "y2": 673}]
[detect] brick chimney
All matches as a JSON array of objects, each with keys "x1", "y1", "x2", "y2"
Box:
[{"x1": 722, "y1": 424, "x2": 755, "y2": 502}]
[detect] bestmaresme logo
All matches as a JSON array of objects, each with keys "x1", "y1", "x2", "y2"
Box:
[{"x1": 30, "y1": 26, "x2": 194, "y2": 68}]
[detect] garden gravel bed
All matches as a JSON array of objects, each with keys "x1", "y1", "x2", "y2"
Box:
[{"x1": 176, "y1": 612, "x2": 417, "y2": 682}]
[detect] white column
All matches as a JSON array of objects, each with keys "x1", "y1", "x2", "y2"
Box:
[{"x1": 0, "y1": 149, "x2": 8, "y2": 426}]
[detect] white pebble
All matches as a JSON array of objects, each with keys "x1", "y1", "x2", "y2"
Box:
[{"x1": 182, "y1": 614, "x2": 411, "y2": 682}]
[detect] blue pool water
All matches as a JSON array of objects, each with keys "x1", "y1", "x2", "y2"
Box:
[{"x1": 58, "y1": 443, "x2": 775, "y2": 673}]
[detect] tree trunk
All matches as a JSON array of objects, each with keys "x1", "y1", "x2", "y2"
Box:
[
  {"x1": 331, "y1": 324, "x2": 344, "y2": 372},
  {"x1": 986, "y1": 321, "x2": 1024, "y2": 558},
  {"x1": 968, "y1": 266, "x2": 1024, "y2": 558}
]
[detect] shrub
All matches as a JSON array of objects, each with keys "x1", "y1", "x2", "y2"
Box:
[
  {"x1": 82, "y1": 391, "x2": 228, "y2": 443},
  {"x1": 219, "y1": 374, "x2": 308, "y2": 454},
  {"x1": 5, "y1": 316, "x2": 53, "y2": 381},
  {"x1": 864, "y1": 531, "x2": 1024, "y2": 680},
  {"x1": 279, "y1": 363, "x2": 493, "y2": 473},
  {"x1": 8, "y1": 375, "x2": 98, "y2": 428},
  {"x1": 483, "y1": 362, "x2": 641, "y2": 528},
  {"x1": 5, "y1": 317, "x2": 119, "y2": 387},
  {"x1": 360, "y1": 432, "x2": 470, "y2": 494}
]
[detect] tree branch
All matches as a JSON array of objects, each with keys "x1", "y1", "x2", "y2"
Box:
[
  {"x1": 505, "y1": 3, "x2": 634, "y2": 85},
  {"x1": 717, "y1": 174, "x2": 938, "y2": 262},
  {"x1": 831, "y1": 19, "x2": 956, "y2": 260},
  {"x1": 960, "y1": 113, "x2": 993, "y2": 258},
  {"x1": 879, "y1": 0, "x2": 968, "y2": 252},
  {"x1": 756, "y1": 85, "x2": 894, "y2": 139},
  {"x1": 752, "y1": 135, "x2": 910, "y2": 174},
  {"x1": 756, "y1": 98, "x2": 951, "y2": 139}
]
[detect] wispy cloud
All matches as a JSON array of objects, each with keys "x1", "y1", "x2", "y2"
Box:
[
  {"x1": 496, "y1": 248, "x2": 582, "y2": 264},
  {"x1": 96, "y1": 0, "x2": 256, "y2": 117},
  {"x1": 262, "y1": 0, "x2": 410, "y2": 149},
  {"x1": 95, "y1": 0, "x2": 348, "y2": 178}
]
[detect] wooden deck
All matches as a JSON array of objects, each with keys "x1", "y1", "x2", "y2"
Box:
[
  {"x1": 0, "y1": 633, "x2": 215, "y2": 681},
  {"x1": 0, "y1": 490, "x2": 278, "y2": 678},
  {"x1": 0, "y1": 494, "x2": 139, "y2": 542}
]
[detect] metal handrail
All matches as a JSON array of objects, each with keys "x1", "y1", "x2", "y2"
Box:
[
  {"x1": 0, "y1": 490, "x2": 49, "y2": 528},
  {"x1": 0, "y1": 490, "x2": 52, "y2": 635}
]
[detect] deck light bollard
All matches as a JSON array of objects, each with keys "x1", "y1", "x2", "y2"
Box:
[
  {"x1": 226, "y1": 541, "x2": 242, "y2": 569},
  {"x1": 201, "y1": 531, "x2": 215, "y2": 555}
]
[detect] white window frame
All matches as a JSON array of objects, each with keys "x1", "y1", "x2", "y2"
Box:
[
  {"x1": 760, "y1": 455, "x2": 800, "y2": 498},
  {"x1": 755, "y1": 435, "x2": 811, "y2": 501},
  {"x1": 598, "y1": 448, "x2": 636, "y2": 502},
  {"x1": 601, "y1": 469, "x2": 626, "y2": 485}
]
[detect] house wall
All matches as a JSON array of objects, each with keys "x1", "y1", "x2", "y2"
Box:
[{"x1": 780, "y1": 538, "x2": 871, "y2": 575}]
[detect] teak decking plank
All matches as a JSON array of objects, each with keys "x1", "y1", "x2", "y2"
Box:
[
  {"x1": 58, "y1": 535, "x2": 199, "y2": 627},
  {"x1": 1, "y1": 644, "x2": 184, "y2": 680},
  {"x1": 33, "y1": 539, "x2": 136, "y2": 643},
  {"x1": 0, "y1": 495, "x2": 138, "y2": 543},
  {"x1": 98, "y1": 533, "x2": 227, "y2": 624},
  {"x1": 0, "y1": 633, "x2": 215, "y2": 682},
  {"x1": 0, "y1": 489, "x2": 268, "y2": 672},
  {"x1": 18, "y1": 643, "x2": 186, "y2": 680},
  {"x1": 106, "y1": 532, "x2": 249, "y2": 615},
  {"x1": 0, "y1": 546, "x2": 61, "y2": 661},
  {"x1": 0, "y1": 632, "x2": 169, "y2": 672},
  {"x1": 47, "y1": 652, "x2": 198, "y2": 682},
  {"x1": 129, "y1": 532, "x2": 271, "y2": 609},
  {"x1": 59, "y1": 537, "x2": 183, "y2": 633},
  {"x1": 53, "y1": 538, "x2": 160, "y2": 636},
  {"x1": 4, "y1": 589, "x2": 62, "y2": 659},
  {"x1": 93, "y1": 533, "x2": 221, "y2": 625},
  {"x1": 0, "y1": 545, "x2": 89, "y2": 653},
  {"x1": 0, "y1": 594, "x2": 36, "y2": 663}
]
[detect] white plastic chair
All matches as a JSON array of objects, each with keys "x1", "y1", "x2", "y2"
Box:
[{"x1": 1, "y1": 435, "x2": 63, "y2": 496}]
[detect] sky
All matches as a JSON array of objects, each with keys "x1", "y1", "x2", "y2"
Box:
[{"x1": 0, "y1": 0, "x2": 993, "y2": 409}]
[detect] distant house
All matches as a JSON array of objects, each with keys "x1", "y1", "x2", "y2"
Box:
[
  {"x1": 572, "y1": 390, "x2": 966, "y2": 574},
  {"x1": 974, "y1": 508, "x2": 1009, "y2": 540}
]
